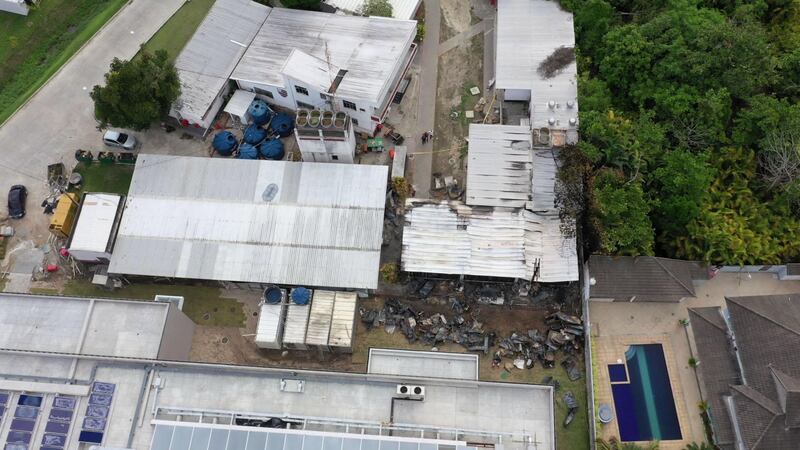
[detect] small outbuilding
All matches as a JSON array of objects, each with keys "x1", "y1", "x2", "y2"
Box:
[{"x1": 66, "y1": 193, "x2": 124, "y2": 264}]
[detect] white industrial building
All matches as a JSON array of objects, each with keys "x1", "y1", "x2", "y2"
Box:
[
  {"x1": 321, "y1": 0, "x2": 422, "y2": 20},
  {"x1": 169, "y1": 0, "x2": 270, "y2": 134},
  {"x1": 231, "y1": 7, "x2": 417, "y2": 135},
  {"x1": 170, "y1": 0, "x2": 417, "y2": 136},
  {"x1": 66, "y1": 193, "x2": 124, "y2": 264},
  {"x1": 495, "y1": 0, "x2": 578, "y2": 144},
  {"x1": 402, "y1": 124, "x2": 578, "y2": 283},
  {"x1": 108, "y1": 155, "x2": 388, "y2": 290},
  {"x1": 0, "y1": 292, "x2": 555, "y2": 449},
  {"x1": 0, "y1": 0, "x2": 36, "y2": 16},
  {"x1": 294, "y1": 109, "x2": 357, "y2": 163}
]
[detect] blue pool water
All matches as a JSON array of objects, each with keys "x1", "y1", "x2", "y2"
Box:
[
  {"x1": 610, "y1": 344, "x2": 682, "y2": 442},
  {"x1": 608, "y1": 364, "x2": 628, "y2": 382}
]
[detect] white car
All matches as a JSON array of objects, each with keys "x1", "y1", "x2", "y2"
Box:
[{"x1": 103, "y1": 130, "x2": 137, "y2": 150}]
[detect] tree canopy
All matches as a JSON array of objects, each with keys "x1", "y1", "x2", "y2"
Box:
[
  {"x1": 560, "y1": 0, "x2": 800, "y2": 264},
  {"x1": 282, "y1": 0, "x2": 321, "y2": 10},
  {"x1": 91, "y1": 50, "x2": 180, "y2": 131},
  {"x1": 359, "y1": 0, "x2": 393, "y2": 17}
]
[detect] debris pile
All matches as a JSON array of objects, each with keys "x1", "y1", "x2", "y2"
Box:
[
  {"x1": 360, "y1": 298, "x2": 495, "y2": 351},
  {"x1": 490, "y1": 311, "x2": 584, "y2": 376}
]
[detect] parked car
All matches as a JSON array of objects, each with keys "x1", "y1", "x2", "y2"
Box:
[
  {"x1": 7, "y1": 185, "x2": 26, "y2": 219},
  {"x1": 102, "y1": 130, "x2": 137, "y2": 150}
]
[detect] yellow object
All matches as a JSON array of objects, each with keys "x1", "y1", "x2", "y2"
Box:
[{"x1": 49, "y1": 193, "x2": 79, "y2": 238}]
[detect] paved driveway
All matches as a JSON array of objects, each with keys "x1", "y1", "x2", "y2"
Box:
[{"x1": 0, "y1": 0, "x2": 185, "y2": 243}]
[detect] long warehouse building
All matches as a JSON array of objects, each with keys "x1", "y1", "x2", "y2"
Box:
[{"x1": 108, "y1": 155, "x2": 388, "y2": 290}]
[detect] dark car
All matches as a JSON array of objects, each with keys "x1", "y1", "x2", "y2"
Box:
[{"x1": 7, "y1": 185, "x2": 26, "y2": 219}]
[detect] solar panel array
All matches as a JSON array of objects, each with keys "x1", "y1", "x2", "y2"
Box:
[
  {"x1": 78, "y1": 382, "x2": 115, "y2": 446},
  {"x1": 5, "y1": 393, "x2": 43, "y2": 450},
  {"x1": 41, "y1": 396, "x2": 77, "y2": 450},
  {"x1": 150, "y1": 424, "x2": 480, "y2": 450}
]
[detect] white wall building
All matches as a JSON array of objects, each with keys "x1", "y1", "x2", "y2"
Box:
[
  {"x1": 231, "y1": 8, "x2": 417, "y2": 135},
  {"x1": 169, "y1": 0, "x2": 270, "y2": 134},
  {"x1": 496, "y1": 0, "x2": 578, "y2": 144},
  {"x1": 294, "y1": 109, "x2": 357, "y2": 163}
]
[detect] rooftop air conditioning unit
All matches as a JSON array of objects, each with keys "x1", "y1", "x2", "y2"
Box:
[{"x1": 396, "y1": 384, "x2": 425, "y2": 400}]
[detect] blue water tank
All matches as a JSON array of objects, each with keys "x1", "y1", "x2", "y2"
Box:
[
  {"x1": 264, "y1": 285, "x2": 283, "y2": 304},
  {"x1": 259, "y1": 138, "x2": 285, "y2": 160},
  {"x1": 212, "y1": 131, "x2": 238, "y2": 156},
  {"x1": 248, "y1": 100, "x2": 273, "y2": 126},
  {"x1": 291, "y1": 287, "x2": 311, "y2": 305},
  {"x1": 243, "y1": 125, "x2": 268, "y2": 145},
  {"x1": 270, "y1": 113, "x2": 294, "y2": 137},
  {"x1": 237, "y1": 143, "x2": 258, "y2": 159}
]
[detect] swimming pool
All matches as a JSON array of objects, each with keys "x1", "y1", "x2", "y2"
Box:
[{"x1": 609, "y1": 344, "x2": 681, "y2": 442}]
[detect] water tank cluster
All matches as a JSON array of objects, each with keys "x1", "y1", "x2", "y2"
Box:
[{"x1": 211, "y1": 100, "x2": 288, "y2": 160}]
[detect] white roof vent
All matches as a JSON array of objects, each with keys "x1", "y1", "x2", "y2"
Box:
[
  {"x1": 547, "y1": 100, "x2": 556, "y2": 109},
  {"x1": 567, "y1": 100, "x2": 575, "y2": 109},
  {"x1": 548, "y1": 117, "x2": 556, "y2": 125},
  {"x1": 569, "y1": 117, "x2": 577, "y2": 126}
]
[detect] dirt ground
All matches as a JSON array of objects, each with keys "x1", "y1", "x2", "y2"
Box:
[{"x1": 432, "y1": 0, "x2": 485, "y2": 192}]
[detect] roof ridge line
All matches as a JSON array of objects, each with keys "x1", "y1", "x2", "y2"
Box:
[
  {"x1": 750, "y1": 413, "x2": 779, "y2": 449},
  {"x1": 652, "y1": 257, "x2": 695, "y2": 296},
  {"x1": 727, "y1": 296, "x2": 800, "y2": 337},
  {"x1": 688, "y1": 308, "x2": 727, "y2": 332}
]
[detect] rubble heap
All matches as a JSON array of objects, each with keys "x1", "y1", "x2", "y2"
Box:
[
  {"x1": 360, "y1": 298, "x2": 495, "y2": 351},
  {"x1": 491, "y1": 311, "x2": 584, "y2": 377}
]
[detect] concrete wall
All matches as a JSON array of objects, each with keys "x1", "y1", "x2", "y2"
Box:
[
  {"x1": 0, "y1": 0, "x2": 29, "y2": 15},
  {"x1": 158, "y1": 304, "x2": 196, "y2": 361}
]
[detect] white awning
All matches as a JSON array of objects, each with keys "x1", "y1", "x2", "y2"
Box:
[{"x1": 223, "y1": 89, "x2": 256, "y2": 119}]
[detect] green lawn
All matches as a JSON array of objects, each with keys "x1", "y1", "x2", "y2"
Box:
[
  {"x1": 71, "y1": 162, "x2": 134, "y2": 195},
  {"x1": 63, "y1": 280, "x2": 246, "y2": 327},
  {"x1": 0, "y1": 0, "x2": 128, "y2": 125},
  {"x1": 138, "y1": 0, "x2": 216, "y2": 62}
]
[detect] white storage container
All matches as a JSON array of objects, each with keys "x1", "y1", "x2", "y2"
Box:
[
  {"x1": 305, "y1": 290, "x2": 335, "y2": 350},
  {"x1": 283, "y1": 300, "x2": 312, "y2": 350},
  {"x1": 255, "y1": 302, "x2": 287, "y2": 349},
  {"x1": 329, "y1": 291, "x2": 357, "y2": 353}
]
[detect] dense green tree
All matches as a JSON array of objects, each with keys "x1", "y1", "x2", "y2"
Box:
[
  {"x1": 358, "y1": 0, "x2": 393, "y2": 17},
  {"x1": 91, "y1": 50, "x2": 180, "y2": 131},
  {"x1": 578, "y1": 109, "x2": 665, "y2": 174},
  {"x1": 591, "y1": 170, "x2": 655, "y2": 255},
  {"x1": 649, "y1": 150, "x2": 715, "y2": 243},
  {"x1": 282, "y1": 0, "x2": 320, "y2": 10},
  {"x1": 675, "y1": 148, "x2": 800, "y2": 264}
]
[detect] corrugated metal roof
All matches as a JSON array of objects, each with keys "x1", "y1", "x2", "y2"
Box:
[
  {"x1": 255, "y1": 302, "x2": 286, "y2": 348},
  {"x1": 108, "y1": 155, "x2": 388, "y2": 289},
  {"x1": 306, "y1": 290, "x2": 335, "y2": 346},
  {"x1": 496, "y1": 0, "x2": 578, "y2": 130},
  {"x1": 231, "y1": 8, "x2": 416, "y2": 102},
  {"x1": 69, "y1": 193, "x2": 121, "y2": 253},
  {"x1": 321, "y1": 0, "x2": 422, "y2": 20},
  {"x1": 283, "y1": 302, "x2": 311, "y2": 347},
  {"x1": 329, "y1": 291, "x2": 357, "y2": 348},
  {"x1": 172, "y1": 0, "x2": 270, "y2": 123},
  {"x1": 465, "y1": 124, "x2": 532, "y2": 208},
  {"x1": 530, "y1": 148, "x2": 557, "y2": 211},
  {"x1": 401, "y1": 201, "x2": 577, "y2": 282},
  {"x1": 282, "y1": 49, "x2": 341, "y2": 94}
]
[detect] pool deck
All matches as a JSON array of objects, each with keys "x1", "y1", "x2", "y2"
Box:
[{"x1": 590, "y1": 272, "x2": 800, "y2": 449}]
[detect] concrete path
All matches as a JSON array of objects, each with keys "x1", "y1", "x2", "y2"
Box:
[
  {"x1": 437, "y1": 20, "x2": 487, "y2": 56},
  {"x1": 0, "y1": 0, "x2": 185, "y2": 212},
  {"x1": 408, "y1": 0, "x2": 441, "y2": 199}
]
